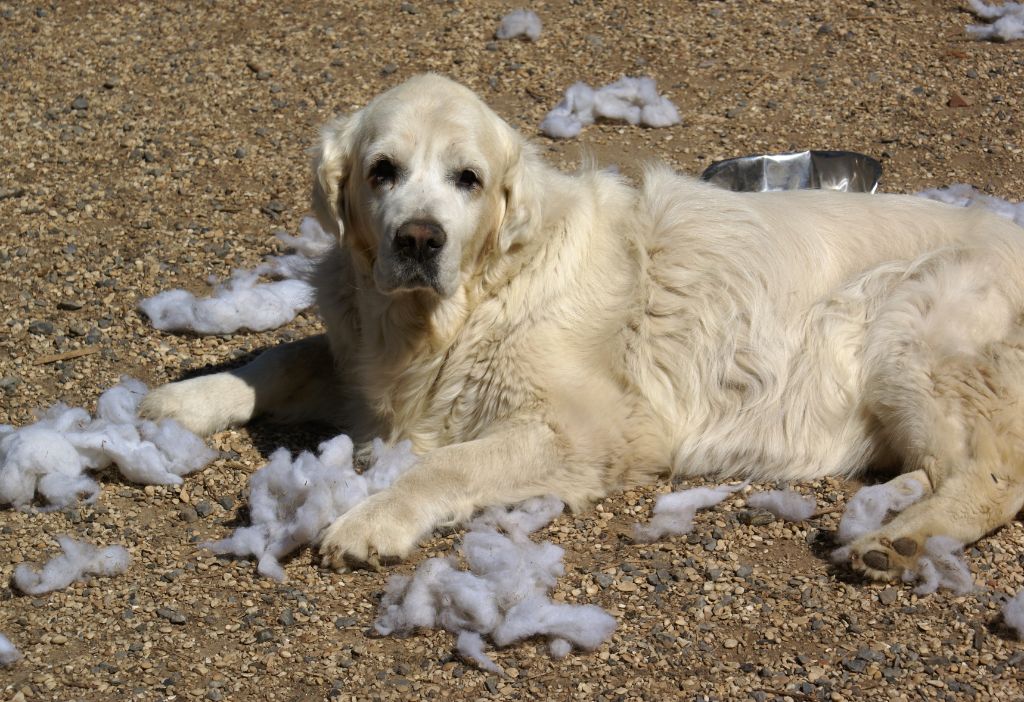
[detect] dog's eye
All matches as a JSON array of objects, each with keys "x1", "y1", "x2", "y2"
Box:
[
  {"x1": 455, "y1": 169, "x2": 482, "y2": 192},
  {"x1": 368, "y1": 158, "x2": 398, "y2": 188}
]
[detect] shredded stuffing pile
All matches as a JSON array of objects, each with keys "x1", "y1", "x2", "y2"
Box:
[
  {"x1": 1003, "y1": 589, "x2": 1024, "y2": 639},
  {"x1": 375, "y1": 496, "x2": 617, "y2": 672},
  {"x1": 540, "y1": 77, "x2": 680, "y2": 139},
  {"x1": 0, "y1": 378, "x2": 216, "y2": 509},
  {"x1": 633, "y1": 482, "x2": 747, "y2": 542},
  {"x1": 203, "y1": 436, "x2": 418, "y2": 581},
  {"x1": 12, "y1": 536, "x2": 131, "y2": 595},
  {"x1": 746, "y1": 489, "x2": 817, "y2": 521},
  {"x1": 0, "y1": 634, "x2": 20, "y2": 667},
  {"x1": 831, "y1": 476, "x2": 973, "y2": 594},
  {"x1": 139, "y1": 216, "x2": 334, "y2": 335},
  {"x1": 917, "y1": 183, "x2": 1024, "y2": 227},
  {"x1": 965, "y1": 0, "x2": 1024, "y2": 41},
  {"x1": 495, "y1": 9, "x2": 541, "y2": 41}
]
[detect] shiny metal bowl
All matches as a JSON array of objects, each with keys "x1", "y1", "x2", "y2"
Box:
[{"x1": 700, "y1": 150, "x2": 882, "y2": 193}]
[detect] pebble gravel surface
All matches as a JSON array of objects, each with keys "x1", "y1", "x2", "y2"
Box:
[{"x1": 2, "y1": 1, "x2": 1023, "y2": 700}]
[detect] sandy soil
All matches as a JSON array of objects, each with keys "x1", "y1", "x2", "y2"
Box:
[{"x1": 1, "y1": 1, "x2": 1023, "y2": 700}]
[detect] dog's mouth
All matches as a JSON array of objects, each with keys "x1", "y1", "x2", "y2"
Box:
[{"x1": 375, "y1": 257, "x2": 446, "y2": 296}]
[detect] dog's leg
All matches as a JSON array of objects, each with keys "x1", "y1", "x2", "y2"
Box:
[
  {"x1": 849, "y1": 255, "x2": 1024, "y2": 580},
  {"x1": 141, "y1": 334, "x2": 340, "y2": 435},
  {"x1": 846, "y1": 445, "x2": 1024, "y2": 581},
  {"x1": 319, "y1": 421, "x2": 607, "y2": 568}
]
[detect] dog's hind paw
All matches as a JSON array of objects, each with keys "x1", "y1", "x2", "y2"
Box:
[{"x1": 836, "y1": 532, "x2": 925, "y2": 582}]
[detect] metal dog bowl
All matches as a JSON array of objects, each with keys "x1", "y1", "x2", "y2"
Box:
[{"x1": 701, "y1": 150, "x2": 882, "y2": 193}]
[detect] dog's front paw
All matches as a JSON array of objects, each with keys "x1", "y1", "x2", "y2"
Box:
[
  {"x1": 319, "y1": 492, "x2": 425, "y2": 570},
  {"x1": 140, "y1": 374, "x2": 254, "y2": 436},
  {"x1": 838, "y1": 532, "x2": 925, "y2": 582}
]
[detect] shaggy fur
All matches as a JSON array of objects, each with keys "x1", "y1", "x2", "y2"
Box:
[{"x1": 143, "y1": 74, "x2": 1024, "y2": 581}]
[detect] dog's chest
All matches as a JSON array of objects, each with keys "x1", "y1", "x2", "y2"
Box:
[{"x1": 368, "y1": 331, "x2": 538, "y2": 450}]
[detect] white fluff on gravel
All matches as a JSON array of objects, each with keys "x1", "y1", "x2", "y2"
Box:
[
  {"x1": 374, "y1": 496, "x2": 617, "y2": 672},
  {"x1": 633, "y1": 482, "x2": 746, "y2": 542},
  {"x1": 12, "y1": 535, "x2": 131, "y2": 595},
  {"x1": 0, "y1": 378, "x2": 216, "y2": 509},
  {"x1": 140, "y1": 216, "x2": 335, "y2": 335},
  {"x1": 0, "y1": 633, "x2": 21, "y2": 667},
  {"x1": 917, "y1": 183, "x2": 1024, "y2": 227},
  {"x1": 1002, "y1": 589, "x2": 1024, "y2": 639},
  {"x1": 495, "y1": 9, "x2": 541, "y2": 41},
  {"x1": 540, "y1": 77, "x2": 680, "y2": 139},
  {"x1": 746, "y1": 489, "x2": 816, "y2": 521},
  {"x1": 965, "y1": 0, "x2": 1024, "y2": 41},
  {"x1": 901, "y1": 536, "x2": 974, "y2": 596},
  {"x1": 203, "y1": 436, "x2": 418, "y2": 581}
]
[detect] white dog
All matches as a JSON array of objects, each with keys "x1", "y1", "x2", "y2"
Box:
[{"x1": 143, "y1": 74, "x2": 1024, "y2": 580}]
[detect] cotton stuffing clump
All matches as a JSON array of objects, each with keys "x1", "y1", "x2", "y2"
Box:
[
  {"x1": 540, "y1": 77, "x2": 680, "y2": 139},
  {"x1": 633, "y1": 482, "x2": 746, "y2": 542},
  {"x1": 0, "y1": 634, "x2": 21, "y2": 667},
  {"x1": 12, "y1": 535, "x2": 131, "y2": 595},
  {"x1": 495, "y1": 9, "x2": 541, "y2": 41},
  {"x1": 203, "y1": 436, "x2": 418, "y2": 581},
  {"x1": 901, "y1": 536, "x2": 974, "y2": 596},
  {"x1": 1002, "y1": 589, "x2": 1024, "y2": 639},
  {"x1": 917, "y1": 183, "x2": 1024, "y2": 227},
  {"x1": 140, "y1": 216, "x2": 335, "y2": 335},
  {"x1": 965, "y1": 0, "x2": 1024, "y2": 41},
  {"x1": 0, "y1": 378, "x2": 216, "y2": 509},
  {"x1": 746, "y1": 489, "x2": 816, "y2": 521},
  {"x1": 375, "y1": 496, "x2": 617, "y2": 672},
  {"x1": 832, "y1": 476, "x2": 927, "y2": 547}
]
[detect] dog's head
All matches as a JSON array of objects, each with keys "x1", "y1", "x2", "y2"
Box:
[{"x1": 312, "y1": 74, "x2": 540, "y2": 298}]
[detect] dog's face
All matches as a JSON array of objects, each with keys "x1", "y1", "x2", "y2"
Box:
[{"x1": 313, "y1": 74, "x2": 539, "y2": 298}]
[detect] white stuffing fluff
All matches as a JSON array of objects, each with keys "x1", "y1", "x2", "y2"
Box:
[
  {"x1": 12, "y1": 535, "x2": 131, "y2": 595},
  {"x1": 1002, "y1": 589, "x2": 1024, "y2": 639},
  {"x1": 138, "y1": 274, "x2": 314, "y2": 336},
  {"x1": 0, "y1": 633, "x2": 21, "y2": 667},
  {"x1": 833, "y1": 476, "x2": 927, "y2": 547},
  {"x1": 901, "y1": 536, "x2": 974, "y2": 596},
  {"x1": 965, "y1": 0, "x2": 1024, "y2": 41},
  {"x1": 495, "y1": 9, "x2": 541, "y2": 41},
  {"x1": 633, "y1": 482, "x2": 747, "y2": 542},
  {"x1": 746, "y1": 489, "x2": 817, "y2": 521},
  {"x1": 203, "y1": 436, "x2": 418, "y2": 581},
  {"x1": 374, "y1": 496, "x2": 617, "y2": 672},
  {"x1": 917, "y1": 183, "x2": 1024, "y2": 227},
  {"x1": 540, "y1": 77, "x2": 680, "y2": 139},
  {"x1": 0, "y1": 378, "x2": 216, "y2": 509},
  {"x1": 140, "y1": 216, "x2": 335, "y2": 335}
]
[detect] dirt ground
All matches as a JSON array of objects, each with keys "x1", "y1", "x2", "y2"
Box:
[{"x1": 2, "y1": 1, "x2": 1024, "y2": 700}]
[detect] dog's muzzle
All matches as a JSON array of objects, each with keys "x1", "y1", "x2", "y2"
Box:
[{"x1": 393, "y1": 219, "x2": 447, "y2": 264}]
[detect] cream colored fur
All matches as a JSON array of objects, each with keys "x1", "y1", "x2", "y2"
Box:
[{"x1": 143, "y1": 75, "x2": 1024, "y2": 580}]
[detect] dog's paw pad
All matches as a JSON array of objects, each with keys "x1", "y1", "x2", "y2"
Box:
[
  {"x1": 845, "y1": 533, "x2": 924, "y2": 582},
  {"x1": 861, "y1": 549, "x2": 891, "y2": 571},
  {"x1": 891, "y1": 537, "x2": 918, "y2": 556}
]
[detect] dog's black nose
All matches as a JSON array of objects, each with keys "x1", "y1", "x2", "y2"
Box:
[{"x1": 393, "y1": 220, "x2": 447, "y2": 263}]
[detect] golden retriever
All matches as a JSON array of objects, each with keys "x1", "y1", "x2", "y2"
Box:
[{"x1": 143, "y1": 74, "x2": 1024, "y2": 580}]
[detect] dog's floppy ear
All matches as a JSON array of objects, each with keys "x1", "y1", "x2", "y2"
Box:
[
  {"x1": 498, "y1": 134, "x2": 542, "y2": 253},
  {"x1": 311, "y1": 114, "x2": 360, "y2": 238}
]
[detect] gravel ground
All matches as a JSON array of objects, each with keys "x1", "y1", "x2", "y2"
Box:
[{"x1": 2, "y1": 1, "x2": 1024, "y2": 700}]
